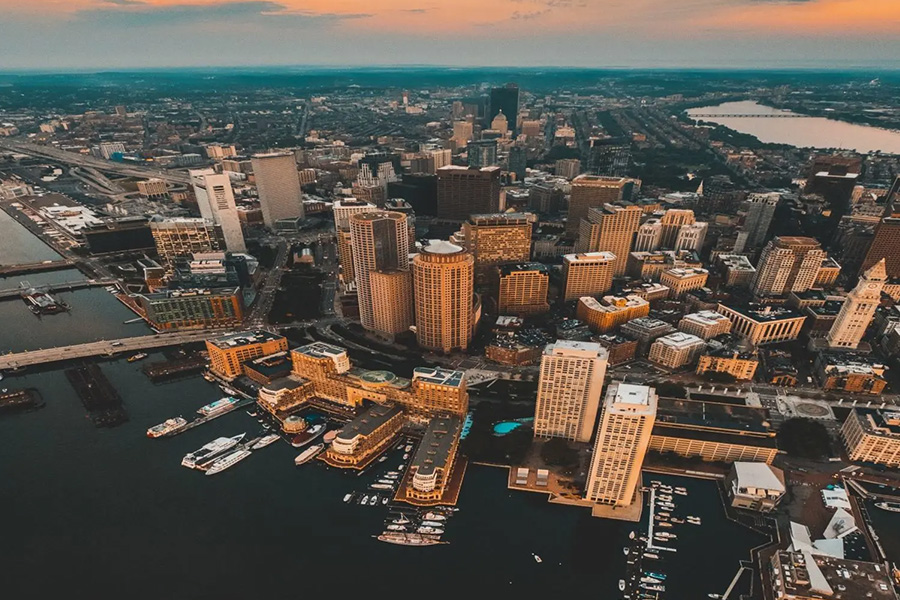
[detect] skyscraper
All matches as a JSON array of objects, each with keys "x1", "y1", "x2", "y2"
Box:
[
  {"x1": 658, "y1": 209, "x2": 696, "y2": 249},
  {"x1": 533, "y1": 341, "x2": 609, "y2": 443},
  {"x1": 562, "y1": 252, "x2": 616, "y2": 301},
  {"x1": 751, "y1": 236, "x2": 826, "y2": 297},
  {"x1": 456, "y1": 212, "x2": 535, "y2": 275},
  {"x1": 585, "y1": 383, "x2": 657, "y2": 507},
  {"x1": 436, "y1": 166, "x2": 501, "y2": 221},
  {"x1": 413, "y1": 240, "x2": 474, "y2": 353},
  {"x1": 507, "y1": 145, "x2": 527, "y2": 181},
  {"x1": 467, "y1": 139, "x2": 498, "y2": 168},
  {"x1": 349, "y1": 211, "x2": 409, "y2": 332},
  {"x1": 575, "y1": 202, "x2": 643, "y2": 276},
  {"x1": 192, "y1": 173, "x2": 246, "y2": 253},
  {"x1": 333, "y1": 198, "x2": 376, "y2": 286},
  {"x1": 737, "y1": 192, "x2": 780, "y2": 252},
  {"x1": 370, "y1": 269, "x2": 414, "y2": 335},
  {"x1": 826, "y1": 259, "x2": 886, "y2": 350},
  {"x1": 251, "y1": 152, "x2": 303, "y2": 227},
  {"x1": 586, "y1": 137, "x2": 632, "y2": 177},
  {"x1": 490, "y1": 83, "x2": 519, "y2": 135},
  {"x1": 567, "y1": 174, "x2": 638, "y2": 237},
  {"x1": 861, "y1": 181, "x2": 900, "y2": 279}
]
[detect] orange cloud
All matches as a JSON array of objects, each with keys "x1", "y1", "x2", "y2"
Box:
[{"x1": 696, "y1": 0, "x2": 900, "y2": 36}]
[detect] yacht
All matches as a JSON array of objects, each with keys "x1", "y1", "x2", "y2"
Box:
[
  {"x1": 252, "y1": 434, "x2": 280, "y2": 450},
  {"x1": 377, "y1": 532, "x2": 446, "y2": 546},
  {"x1": 370, "y1": 483, "x2": 393, "y2": 491},
  {"x1": 205, "y1": 449, "x2": 252, "y2": 475},
  {"x1": 343, "y1": 493, "x2": 353, "y2": 503},
  {"x1": 618, "y1": 580, "x2": 626, "y2": 592},
  {"x1": 294, "y1": 443, "x2": 324, "y2": 465},
  {"x1": 533, "y1": 554, "x2": 543, "y2": 564},
  {"x1": 196, "y1": 397, "x2": 241, "y2": 418},
  {"x1": 875, "y1": 502, "x2": 900, "y2": 513},
  {"x1": 423, "y1": 512, "x2": 447, "y2": 522},
  {"x1": 146, "y1": 417, "x2": 187, "y2": 438},
  {"x1": 181, "y1": 434, "x2": 245, "y2": 468}
]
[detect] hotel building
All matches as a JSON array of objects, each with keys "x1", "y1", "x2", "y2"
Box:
[
  {"x1": 206, "y1": 330, "x2": 289, "y2": 379},
  {"x1": 562, "y1": 252, "x2": 616, "y2": 301},
  {"x1": 325, "y1": 404, "x2": 406, "y2": 469},
  {"x1": 496, "y1": 263, "x2": 550, "y2": 316},
  {"x1": 405, "y1": 414, "x2": 463, "y2": 504},
  {"x1": 349, "y1": 211, "x2": 410, "y2": 333},
  {"x1": 413, "y1": 240, "x2": 475, "y2": 353},
  {"x1": 575, "y1": 203, "x2": 643, "y2": 275}
]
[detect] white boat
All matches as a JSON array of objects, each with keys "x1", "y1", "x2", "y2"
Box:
[
  {"x1": 643, "y1": 552, "x2": 659, "y2": 560},
  {"x1": 709, "y1": 595, "x2": 723, "y2": 599},
  {"x1": 397, "y1": 464, "x2": 405, "y2": 470},
  {"x1": 205, "y1": 449, "x2": 252, "y2": 475},
  {"x1": 417, "y1": 526, "x2": 443, "y2": 535},
  {"x1": 371, "y1": 483, "x2": 393, "y2": 491},
  {"x1": 875, "y1": 502, "x2": 900, "y2": 513},
  {"x1": 386, "y1": 471, "x2": 401, "y2": 476},
  {"x1": 533, "y1": 554, "x2": 543, "y2": 564},
  {"x1": 641, "y1": 583, "x2": 665, "y2": 592},
  {"x1": 629, "y1": 531, "x2": 636, "y2": 539},
  {"x1": 294, "y1": 443, "x2": 324, "y2": 465},
  {"x1": 623, "y1": 547, "x2": 630, "y2": 556},
  {"x1": 657, "y1": 521, "x2": 673, "y2": 528},
  {"x1": 403, "y1": 453, "x2": 410, "y2": 460},
  {"x1": 196, "y1": 397, "x2": 241, "y2": 418},
  {"x1": 381, "y1": 497, "x2": 388, "y2": 505},
  {"x1": 423, "y1": 512, "x2": 447, "y2": 522},
  {"x1": 386, "y1": 524, "x2": 407, "y2": 531},
  {"x1": 393, "y1": 514, "x2": 412, "y2": 525},
  {"x1": 343, "y1": 493, "x2": 353, "y2": 503},
  {"x1": 377, "y1": 479, "x2": 394, "y2": 485},
  {"x1": 181, "y1": 433, "x2": 245, "y2": 468},
  {"x1": 618, "y1": 580, "x2": 626, "y2": 592},
  {"x1": 252, "y1": 434, "x2": 280, "y2": 450},
  {"x1": 146, "y1": 416, "x2": 186, "y2": 438},
  {"x1": 421, "y1": 520, "x2": 444, "y2": 527},
  {"x1": 404, "y1": 444, "x2": 413, "y2": 452},
  {"x1": 378, "y1": 455, "x2": 388, "y2": 462}
]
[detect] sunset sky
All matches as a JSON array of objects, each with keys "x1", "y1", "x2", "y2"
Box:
[{"x1": 1, "y1": 0, "x2": 898, "y2": 70}]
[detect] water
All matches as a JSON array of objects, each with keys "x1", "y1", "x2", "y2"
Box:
[
  {"x1": 0, "y1": 209, "x2": 61, "y2": 264},
  {"x1": 687, "y1": 100, "x2": 900, "y2": 154}
]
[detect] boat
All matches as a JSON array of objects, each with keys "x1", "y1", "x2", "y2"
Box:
[
  {"x1": 220, "y1": 385, "x2": 237, "y2": 395},
  {"x1": 623, "y1": 547, "x2": 630, "y2": 556},
  {"x1": 22, "y1": 288, "x2": 69, "y2": 315},
  {"x1": 377, "y1": 479, "x2": 394, "y2": 485},
  {"x1": 146, "y1": 416, "x2": 187, "y2": 438},
  {"x1": 371, "y1": 483, "x2": 393, "y2": 491},
  {"x1": 323, "y1": 430, "x2": 338, "y2": 444},
  {"x1": 386, "y1": 471, "x2": 401, "y2": 476},
  {"x1": 397, "y1": 464, "x2": 405, "y2": 470},
  {"x1": 181, "y1": 433, "x2": 245, "y2": 468},
  {"x1": 386, "y1": 524, "x2": 408, "y2": 531},
  {"x1": 657, "y1": 511, "x2": 670, "y2": 518},
  {"x1": 640, "y1": 583, "x2": 665, "y2": 592},
  {"x1": 643, "y1": 553, "x2": 659, "y2": 560},
  {"x1": 875, "y1": 502, "x2": 900, "y2": 513},
  {"x1": 202, "y1": 372, "x2": 216, "y2": 382},
  {"x1": 377, "y1": 455, "x2": 388, "y2": 462},
  {"x1": 423, "y1": 512, "x2": 447, "y2": 522},
  {"x1": 377, "y1": 532, "x2": 446, "y2": 546},
  {"x1": 404, "y1": 444, "x2": 413, "y2": 452},
  {"x1": 290, "y1": 423, "x2": 325, "y2": 448},
  {"x1": 246, "y1": 409, "x2": 258, "y2": 417},
  {"x1": 709, "y1": 595, "x2": 724, "y2": 599},
  {"x1": 629, "y1": 530, "x2": 636, "y2": 539},
  {"x1": 369, "y1": 496, "x2": 380, "y2": 506},
  {"x1": 196, "y1": 397, "x2": 241, "y2": 418},
  {"x1": 417, "y1": 526, "x2": 444, "y2": 535},
  {"x1": 382, "y1": 497, "x2": 388, "y2": 505},
  {"x1": 675, "y1": 487, "x2": 688, "y2": 494},
  {"x1": 252, "y1": 434, "x2": 280, "y2": 450},
  {"x1": 294, "y1": 443, "x2": 324, "y2": 465},
  {"x1": 343, "y1": 493, "x2": 353, "y2": 503},
  {"x1": 403, "y1": 453, "x2": 410, "y2": 460},
  {"x1": 421, "y1": 520, "x2": 444, "y2": 528},
  {"x1": 619, "y1": 580, "x2": 626, "y2": 592},
  {"x1": 127, "y1": 353, "x2": 148, "y2": 363},
  {"x1": 645, "y1": 572, "x2": 666, "y2": 581},
  {"x1": 671, "y1": 517, "x2": 685, "y2": 524},
  {"x1": 658, "y1": 494, "x2": 673, "y2": 502},
  {"x1": 657, "y1": 522, "x2": 673, "y2": 528},
  {"x1": 360, "y1": 495, "x2": 370, "y2": 505},
  {"x1": 533, "y1": 554, "x2": 543, "y2": 564},
  {"x1": 205, "y1": 449, "x2": 252, "y2": 475},
  {"x1": 393, "y1": 514, "x2": 412, "y2": 525}
]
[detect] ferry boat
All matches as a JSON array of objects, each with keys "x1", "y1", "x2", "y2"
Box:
[
  {"x1": 205, "y1": 449, "x2": 252, "y2": 475},
  {"x1": 197, "y1": 397, "x2": 241, "y2": 418},
  {"x1": 127, "y1": 353, "x2": 148, "y2": 363},
  {"x1": 146, "y1": 417, "x2": 187, "y2": 438},
  {"x1": 181, "y1": 433, "x2": 245, "y2": 468},
  {"x1": 875, "y1": 501, "x2": 900, "y2": 513},
  {"x1": 294, "y1": 443, "x2": 324, "y2": 465},
  {"x1": 290, "y1": 423, "x2": 325, "y2": 448},
  {"x1": 22, "y1": 288, "x2": 69, "y2": 315},
  {"x1": 377, "y1": 532, "x2": 446, "y2": 546},
  {"x1": 252, "y1": 434, "x2": 280, "y2": 450}
]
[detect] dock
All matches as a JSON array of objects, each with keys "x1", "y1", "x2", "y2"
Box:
[
  {"x1": 163, "y1": 398, "x2": 254, "y2": 437},
  {"x1": 65, "y1": 363, "x2": 127, "y2": 427}
]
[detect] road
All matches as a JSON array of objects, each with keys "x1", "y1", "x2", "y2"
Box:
[
  {"x1": 245, "y1": 239, "x2": 289, "y2": 327},
  {"x1": 0, "y1": 328, "x2": 232, "y2": 370}
]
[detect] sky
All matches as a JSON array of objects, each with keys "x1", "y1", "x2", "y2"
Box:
[{"x1": 1, "y1": 0, "x2": 898, "y2": 70}]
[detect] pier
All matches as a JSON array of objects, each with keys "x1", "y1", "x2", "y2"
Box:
[
  {"x1": 0, "y1": 260, "x2": 76, "y2": 277},
  {"x1": 163, "y1": 398, "x2": 255, "y2": 437},
  {"x1": 0, "y1": 279, "x2": 118, "y2": 301}
]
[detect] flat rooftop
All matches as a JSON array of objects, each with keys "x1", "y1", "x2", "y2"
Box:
[
  {"x1": 412, "y1": 367, "x2": 466, "y2": 388},
  {"x1": 718, "y1": 303, "x2": 805, "y2": 323},
  {"x1": 411, "y1": 414, "x2": 462, "y2": 477},
  {"x1": 610, "y1": 382, "x2": 653, "y2": 406},
  {"x1": 773, "y1": 551, "x2": 895, "y2": 600},
  {"x1": 656, "y1": 397, "x2": 773, "y2": 436},
  {"x1": 336, "y1": 403, "x2": 404, "y2": 440},
  {"x1": 208, "y1": 330, "x2": 284, "y2": 349},
  {"x1": 294, "y1": 341, "x2": 346, "y2": 359},
  {"x1": 654, "y1": 332, "x2": 705, "y2": 349},
  {"x1": 564, "y1": 251, "x2": 617, "y2": 262}
]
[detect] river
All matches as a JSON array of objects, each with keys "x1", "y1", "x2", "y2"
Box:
[{"x1": 687, "y1": 100, "x2": 900, "y2": 154}]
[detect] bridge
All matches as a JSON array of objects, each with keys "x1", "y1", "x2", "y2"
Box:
[
  {"x1": 0, "y1": 279, "x2": 118, "y2": 301},
  {"x1": 0, "y1": 260, "x2": 76, "y2": 277},
  {"x1": 688, "y1": 113, "x2": 812, "y2": 118},
  {"x1": 0, "y1": 328, "x2": 233, "y2": 370}
]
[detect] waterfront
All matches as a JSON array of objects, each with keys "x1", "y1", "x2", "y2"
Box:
[
  {"x1": 0, "y1": 207, "x2": 61, "y2": 264},
  {"x1": 687, "y1": 100, "x2": 900, "y2": 154}
]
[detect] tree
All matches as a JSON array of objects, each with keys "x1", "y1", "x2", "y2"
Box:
[{"x1": 777, "y1": 418, "x2": 833, "y2": 459}]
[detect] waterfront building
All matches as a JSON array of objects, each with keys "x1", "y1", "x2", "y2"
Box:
[
  {"x1": 369, "y1": 269, "x2": 414, "y2": 335},
  {"x1": 325, "y1": 404, "x2": 406, "y2": 469},
  {"x1": 576, "y1": 295, "x2": 649, "y2": 334},
  {"x1": 727, "y1": 463, "x2": 785, "y2": 512},
  {"x1": 436, "y1": 166, "x2": 501, "y2": 221},
  {"x1": 257, "y1": 376, "x2": 315, "y2": 415},
  {"x1": 751, "y1": 237, "x2": 826, "y2": 298},
  {"x1": 206, "y1": 330, "x2": 288, "y2": 380},
  {"x1": 405, "y1": 414, "x2": 462, "y2": 504},
  {"x1": 842, "y1": 409, "x2": 900, "y2": 467},
  {"x1": 251, "y1": 151, "x2": 304, "y2": 227},
  {"x1": 648, "y1": 332, "x2": 705, "y2": 369},
  {"x1": 83, "y1": 217, "x2": 156, "y2": 254},
  {"x1": 191, "y1": 173, "x2": 246, "y2": 253},
  {"x1": 679, "y1": 311, "x2": 732, "y2": 340},
  {"x1": 150, "y1": 217, "x2": 225, "y2": 263},
  {"x1": 291, "y1": 342, "x2": 353, "y2": 406},
  {"x1": 768, "y1": 551, "x2": 898, "y2": 600},
  {"x1": 562, "y1": 252, "x2": 616, "y2": 301},
  {"x1": 534, "y1": 341, "x2": 609, "y2": 443},
  {"x1": 717, "y1": 254, "x2": 757, "y2": 288},
  {"x1": 496, "y1": 263, "x2": 550, "y2": 316},
  {"x1": 814, "y1": 354, "x2": 887, "y2": 395},
  {"x1": 575, "y1": 202, "x2": 642, "y2": 276},
  {"x1": 134, "y1": 287, "x2": 242, "y2": 330},
  {"x1": 410, "y1": 368, "x2": 469, "y2": 416},
  {"x1": 585, "y1": 383, "x2": 657, "y2": 507},
  {"x1": 717, "y1": 303, "x2": 806, "y2": 345},
  {"x1": 413, "y1": 241, "x2": 475, "y2": 353},
  {"x1": 660, "y1": 267, "x2": 708, "y2": 299},
  {"x1": 333, "y1": 198, "x2": 376, "y2": 286},
  {"x1": 349, "y1": 211, "x2": 409, "y2": 333},
  {"x1": 826, "y1": 259, "x2": 886, "y2": 350}
]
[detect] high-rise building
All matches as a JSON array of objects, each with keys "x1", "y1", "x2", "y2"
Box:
[
  {"x1": 251, "y1": 152, "x2": 304, "y2": 227},
  {"x1": 751, "y1": 237, "x2": 827, "y2": 297},
  {"x1": 658, "y1": 209, "x2": 696, "y2": 249},
  {"x1": 189, "y1": 168, "x2": 217, "y2": 220},
  {"x1": 826, "y1": 259, "x2": 886, "y2": 350},
  {"x1": 555, "y1": 158, "x2": 581, "y2": 180},
  {"x1": 586, "y1": 137, "x2": 631, "y2": 177},
  {"x1": 737, "y1": 192, "x2": 780, "y2": 252},
  {"x1": 507, "y1": 145, "x2": 527, "y2": 181},
  {"x1": 467, "y1": 139, "x2": 498, "y2": 168},
  {"x1": 585, "y1": 383, "x2": 657, "y2": 507},
  {"x1": 674, "y1": 222, "x2": 708, "y2": 253},
  {"x1": 413, "y1": 240, "x2": 474, "y2": 353},
  {"x1": 533, "y1": 341, "x2": 608, "y2": 443},
  {"x1": 576, "y1": 202, "x2": 643, "y2": 276},
  {"x1": 635, "y1": 219, "x2": 661, "y2": 252},
  {"x1": 436, "y1": 166, "x2": 501, "y2": 221},
  {"x1": 150, "y1": 217, "x2": 225, "y2": 263},
  {"x1": 490, "y1": 83, "x2": 519, "y2": 135},
  {"x1": 370, "y1": 269, "x2": 415, "y2": 335},
  {"x1": 496, "y1": 263, "x2": 550, "y2": 316},
  {"x1": 333, "y1": 198, "x2": 376, "y2": 286},
  {"x1": 451, "y1": 120, "x2": 474, "y2": 148},
  {"x1": 349, "y1": 211, "x2": 409, "y2": 332},
  {"x1": 456, "y1": 212, "x2": 534, "y2": 273},
  {"x1": 567, "y1": 175, "x2": 638, "y2": 237},
  {"x1": 192, "y1": 173, "x2": 246, "y2": 253},
  {"x1": 562, "y1": 252, "x2": 616, "y2": 301},
  {"x1": 861, "y1": 183, "x2": 900, "y2": 278}
]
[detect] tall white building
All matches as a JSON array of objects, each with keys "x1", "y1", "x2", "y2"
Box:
[
  {"x1": 190, "y1": 170, "x2": 245, "y2": 252},
  {"x1": 585, "y1": 383, "x2": 657, "y2": 507},
  {"x1": 736, "y1": 192, "x2": 780, "y2": 252},
  {"x1": 826, "y1": 259, "x2": 886, "y2": 349},
  {"x1": 533, "y1": 341, "x2": 608, "y2": 443},
  {"x1": 751, "y1": 237, "x2": 825, "y2": 298},
  {"x1": 251, "y1": 152, "x2": 304, "y2": 227},
  {"x1": 189, "y1": 168, "x2": 217, "y2": 221}
]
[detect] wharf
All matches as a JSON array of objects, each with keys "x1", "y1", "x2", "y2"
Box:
[
  {"x1": 163, "y1": 398, "x2": 254, "y2": 437},
  {"x1": 142, "y1": 355, "x2": 207, "y2": 382},
  {"x1": 65, "y1": 364, "x2": 127, "y2": 427},
  {"x1": 393, "y1": 455, "x2": 468, "y2": 508},
  {"x1": 0, "y1": 388, "x2": 44, "y2": 413}
]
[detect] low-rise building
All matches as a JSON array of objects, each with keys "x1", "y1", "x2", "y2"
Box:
[
  {"x1": 619, "y1": 281, "x2": 670, "y2": 303},
  {"x1": 405, "y1": 414, "x2": 462, "y2": 504},
  {"x1": 717, "y1": 254, "x2": 757, "y2": 288},
  {"x1": 717, "y1": 303, "x2": 806, "y2": 345},
  {"x1": 593, "y1": 333, "x2": 638, "y2": 365},
  {"x1": 621, "y1": 317, "x2": 677, "y2": 356},
  {"x1": 206, "y1": 330, "x2": 289, "y2": 379},
  {"x1": 648, "y1": 332, "x2": 705, "y2": 369},
  {"x1": 660, "y1": 267, "x2": 709, "y2": 299},
  {"x1": 814, "y1": 257, "x2": 842, "y2": 288},
  {"x1": 257, "y1": 375, "x2": 315, "y2": 415},
  {"x1": 324, "y1": 404, "x2": 406, "y2": 469},
  {"x1": 576, "y1": 294, "x2": 650, "y2": 333},
  {"x1": 679, "y1": 310, "x2": 732, "y2": 340},
  {"x1": 842, "y1": 409, "x2": 900, "y2": 467},
  {"x1": 767, "y1": 551, "x2": 897, "y2": 600},
  {"x1": 815, "y1": 354, "x2": 887, "y2": 395},
  {"x1": 727, "y1": 462, "x2": 785, "y2": 512},
  {"x1": 696, "y1": 338, "x2": 759, "y2": 381},
  {"x1": 626, "y1": 250, "x2": 702, "y2": 281},
  {"x1": 135, "y1": 287, "x2": 242, "y2": 330}
]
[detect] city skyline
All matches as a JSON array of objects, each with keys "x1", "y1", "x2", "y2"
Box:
[{"x1": 1, "y1": 0, "x2": 898, "y2": 70}]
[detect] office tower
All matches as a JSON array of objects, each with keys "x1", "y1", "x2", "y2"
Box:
[
  {"x1": 189, "y1": 168, "x2": 217, "y2": 220},
  {"x1": 507, "y1": 146, "x2": 527, "y2": 180},
  {"x1": 496, "y1": 263, "x2": 550, "y2": 316},
  {"x1": 430, "y1": 148, "x2": 452, "y2": 170},
  {"x1": 674, "y1": 222, "x2": 708, "y2": 253},
  {"x1": 251, "y1": 152, "x2": 303, "y2": 227},
  {"x1": 576, "y1": 295, "x2": 650, "y2": 333},
  {"x1": 861, "y1": 183, "x2": 900, "y2": 278},
  {"x1": 576, "y1": 203, "x2": 643, "y2": 276},
  {"x1": 658, "y1": 209, "x2": 696, "y2": 248},
  {"x1": 521, "y1": 120, "x2": 542, "y2": 138},
  {"x1": 352, "y1": 182, "x2": 386, "y2": 207},
  {"x1": 490, "y1": 111, "x2": 509, "y2": 136},
  {"x1": 585, "y1": 383, "x2": 657, "y2": 507},
  {"x1": 413, "y1": 240, "x2": 474, "y2": 353},
  {"x1": 150, "y1": 218, "x2": 225, "y2": 263},
  {"x1": 333, "y1": 199, "x2": 375, "y2": 286},
  {"x1": 533, "y1": 341, "x2": 608, "y2": 443},
  {"x1": 738, "y1": 192, "x2": 780, "y2": 252},
  {"x1": 490, "y1": 83, "x2": 519, "y2": 135},
  {"x1": 388, "y1": 173, "x2": 438, "y2": 216},
  {"x1": 567, "y1": 174, "x2": 638, "y2": 237},
  {"x1": 634, "y1": 219, "x2": 662, "y2": 252},
  {"x1": 457, "y1": 212, "x2": 534, "y2": 271},
  {"x1": 370, "y1": 269, "x2": 414, "y2": 335},
  {"x1": 586, "y1": 137, "x2": 631, "y2": 177},
  {"x1": 467, "y1": 139, "x2": 498, "y2": 168},
  {"x1": 751, "y1": 236, "x2": 827, "y2": 297},
  {"x1": 436, "y1": 166, "x2": 501, "y2": 221},
  {"x1": 452, "y1": 120, "x2": 474, "y2": 148},
  {"x1": 192, "y1": 173, "x2": 246, "y2": 253},
  {"x1": 562, "y1": 252, "x2": 615, "y2": 301},
  {"x1": 135, "y1": 287, "x2": 243, "y2": 330},
  {"x1": 555, "y1": 158, "x2": 581, "y2": 180},
  {"x1": 349, "y1": 211, "x2": 409, "y2": 332},
  {"x1": 826, "y1": 259, "x2": 886, "y2": 350}
]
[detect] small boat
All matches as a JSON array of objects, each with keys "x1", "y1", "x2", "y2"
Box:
[
  {"x1": 386, "y1": 471, "x2": 401, "y2": 476},
  {"x1": 533, "y1": 554, "x2": 542, "y2": 564},
  {"x1": 657, "y1": 511, "x2": 670, "y2": 518},
  {"x1": 127, "y1": 353, "x2": 148, "y2": 363},
  {"x1": 382, "y1": 497, "x2": 388, "y2": 505},
  {"x1": 671, "y1": 518, "x2": 685, "y2": 524},
  {"x1": 618, "y1": 580, "x2": 626, "y2": 592},
  {"x1": 645, "y1": 572, "x2": 666, "y2": 581},
  {"x1": 369, "y1": 496, "x2": 379, "y2": 506},
  {"x1": 875, "y1": 502, "x2": 900, "y2": 513},
  {"x1": 403, "y1": 453, "x2": 410, "y2": 460},
  {"x1": 371, "y1": 483, "x2": 393, "y2": 491},
  {"x1": 246, "y1": 410, "x2": 258, "y2": 417},
  {"x1": 640, "y1": 583, "x2": 665, "y2": 592},
  {"x1": 421, "y1": 520, "x2": 444, "y2": 528},
  {"x1": 343, "y1": 493, "x2": 353, "y2": 503},
  {"x1": 423, "y1": 512, "x2": 446, "y2": 522},
  {"x1": 252, "y1": 434, "x2": 280, "y2": 450},
  {"x1": 377, "y1": 455, "x2": 388, "y2": 462},
  {"x1": 386, "y1": 524, "x2": 407, "y2": 531},
  {"x1": 675, "y1": 487, "x2": 688, "y2": 494},
  {"x1": 393, "y1": 514, "x2": 412, "y2": 525},
  {"x1": 643, "y1": 552, "x2": 659, "y2": 560},
  {"x1": 397, "y1": 464, "x2": 405, "y2": 470},
  {"x1": 404, "y1": 444, "x2": 413, "y2": 452},
  {"x1": 709, "y1": 595, "x2": 723, "y2": 599},
  {"x1": 629, "y1": 531, "x2": 636, "y2": 539},
  {"x1": 657, "y1": 522, "x2": 673, "y2": 528},
  {"x1": 360, "y1": 495, "x2": 370, "y2": 505},
  {"x1": 623, "y1": 547, "x2": 630, "y2": 556},
  {"x1": 294, "y1": 443, "x2": 324, "y2": 465},
  {"x1": 146, "y1": 416, "x2": 187, "y2": 438},
  {"x1": 377, "y1": 479, "x2": 394, "y2": 485}
]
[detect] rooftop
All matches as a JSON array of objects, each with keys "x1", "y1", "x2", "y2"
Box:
[
  {"x1": 564, "y1": 251, "x2": 617, "y2": 262},
  {"x1": 683, "y1": 311, "x2": 731, "y2": 327},
  {"x1": 294, "y1": 341, "x2": 346, "y2": 359},
  {"x1": 609, "y1": 382, "x2": 654, "y2": 407},
  {"x1": 336, "y1": 403, "x2": 405, "y2": 440},
  {"x1": 412, "y1": 367, "x2": 466, "y2": 388},
  {"x1": 498, "y1": 262, "x2": 550, "y2": 276},
  {"x1": 208, "y1": 330, "x2": 284, "y2": 349},
  {"x1": 654, "y1": 332, "x2": 705, "y2": 349},
  {"x1": 772, "y1": 551, "x2": 895, "y2": 600},
  {"x1": 733, "y1": 462, "x2": 786, "y2": 493},
  {"x1": 718, "y1": 302, "x2": 805, "y2": 323},
  {"x1": 579, "y1": 295, "x2": 648, "y2": 313},
  {"x1": 410, "y1": 414, "x2": 462, "y2": 477},
  {"x1": 422, "y1": 239, "x2": 464, "y2": 255}
]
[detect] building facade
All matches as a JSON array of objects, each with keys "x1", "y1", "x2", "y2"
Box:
[
  {"x1": 206, "y1": 330, "x2": 288, "y2": 380},
  {"x1": 251, "y1": 151, "x2": 304, "y2": 227},
  {"x1": 349, "y1": 211, "x2": 410, "y2": 332},
  {"x1": 826, "y1": 259, "x2": 886, "y2": 349},
  {"x1": 562, "y1": 252, "x2": 616, "y2": 301},
  {"x1": 413, "y1": 241, "x2": 475, "y2": 353}
]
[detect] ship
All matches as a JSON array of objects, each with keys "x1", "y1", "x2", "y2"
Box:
[
  {"x1": 196, "y1": 397, "x2": 241, "y2": 418},
  {"x1": 146, "y1": 417, "x2": 186, "y2": 438},
  {"x1": 181, "y1": 433, "x2": 245, "y2": 468},
  {"x1": 421, "y1": 520, "x2": 444, "y2": 528},
  {"x1": 252, "y1": 434, "x2": 280, "y2": 450},
  {"x1": 22, "y1": 288, "x2": 69, "y2": 315},
  {"x1": 127, "y1": 353, "x2": 148, "y2": 363},
  {"x1": 290, "y1": 423, "x2": 325, "y2": 448},
  {"x1": 376, "y1": 532, "x2": 446, "y2": 547},
  {"x1": 875, "y1": 501, "x2": 900, "y2": 513},
  {"x1": 205, "y1": 449, "x2": 252, "y2": 475},
  {"x1": 294, "y1": 443, "x2": 324, "y2": 465}
]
